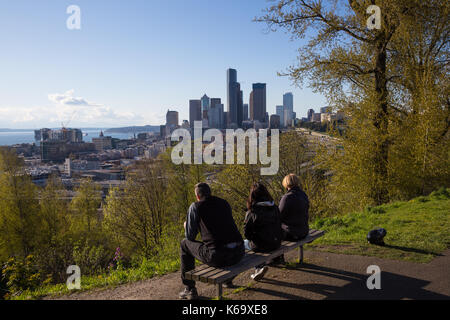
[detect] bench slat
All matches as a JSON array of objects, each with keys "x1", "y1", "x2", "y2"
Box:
[
  {"x1": 185, "y1": 229, "x2": 325, "y2": 284},
  {"x1": 190, "y1": 266, "x2": 217, "y2": 281},
  {"x1": 186, "y1": 250, "x2": 257, "y2": 281}
]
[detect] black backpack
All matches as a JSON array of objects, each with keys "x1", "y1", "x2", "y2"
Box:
[{"x1": 367, "y1": 228, "x2": 387, "y2": 245}]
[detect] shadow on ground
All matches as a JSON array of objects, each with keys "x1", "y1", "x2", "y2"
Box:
[{"x1": 245, "y1": 262, "x2": 449, "y2": 300}]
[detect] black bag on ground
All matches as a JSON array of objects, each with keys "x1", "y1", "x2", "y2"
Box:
[{"x1": 367, "y1": 228, "x2": 387, "y2": 245}]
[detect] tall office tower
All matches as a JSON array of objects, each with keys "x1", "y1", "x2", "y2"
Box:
[
  {"x1": 270, "y1": 114, "x2": 281, "y2": 129},
  {"x1": 223, "y1": 111, "x2": 228, "y2": 129},
  {"x1": 160, "y1": 125, "x2": 166, "y2": 138},
  {"x1": 284, "y1": 108, "x2": 290, "y2": 127},
  {"x1": 210, "y1": 98, "x2": 221, "y2": 109},
  {"x1": 276, "y1": 105, "x2": 284, "y2": 127},
  {"x1": 209, "y1": 103, "x2": 224, "y2": 129},
  {"x1": 189, "y1": 100, "x2": 202, "y2": 128},
  {"x1": 166, "y1": 110, "x2": 179, "y2": 134},
  {"x1": 237, "y1": 88, "x2": 243, "y2": 128},
  {"x1": 227, "y1": 68, "x2": 239, "y2": 128},
  {"x1": 201, "y1": 94, "x2": 210, "y2": 116},
  {"x1": 243, "y1": 103, "x2": 249, "y2": 121},
  {"x1": 307, "y1": 108, "x2": 315, "y2": 122},
  {"x1": 313, "y1": 113, "x2": 321, "y2": 122},
  {"x1": 249, "y1": 83, "x2": 266, "y2": 122},
  {"x1": 283, "y1": 92, "x2": 294, "y2": 124},
  {"x1": 166, "y1": 110, "x2": 179, "y2": 127}
]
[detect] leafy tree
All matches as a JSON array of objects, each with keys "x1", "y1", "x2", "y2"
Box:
[
  {"x1": 104, "y1": 160, "x2": 170, "y2": 259},
  {"x1": 0, "y1": 148, "x2": 41, "y2": 260},
  {"x1": 35, "y1": 175, "x2": 73, "y2": 282},
  {"x1": 69, "y1": 178, "x2": 102, "y2": 240},
  {"x1": 257, "y1": 0, "x2": 449, "y2": 209}
]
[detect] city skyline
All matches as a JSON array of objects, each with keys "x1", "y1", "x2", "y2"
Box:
[{"x1": 0, "y1": 1, "x2": 327, "y2": 129}]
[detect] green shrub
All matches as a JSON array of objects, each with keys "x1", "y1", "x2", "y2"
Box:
[
  {"x1": 73, "y1": 243, "x2": 110, "y2": 276},
  {"x1": 371, "y1": 207, "x2": 386, "y2": 214},
  {"x1": 430, "y1": 187, "x2": 450, "y2": 200},
  {"x1": 1, "y1": 256, "x2": 46, "y2": 299}
]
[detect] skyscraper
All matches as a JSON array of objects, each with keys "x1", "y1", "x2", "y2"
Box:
[
  {"x1": 209, "y1": 98, "x2": 222, "y2": 128},
  {"x1": 284, "y1": 108, "x2": 290, "y2": 127},
  {"x1": 209, "y1": 103, "x2": 224, "y2": 129},
  {"x1": 166, "y1": 110, "x2": 179, "y2": 126},
  {"x1": 237, "y1": 88, "x2": 243, "y2": 128},
  {"x1": 227, "y1": 68, "x2": 239, "y2": 128},
  {"x1": 283, "y1": 92, "x2": 294, "y2": 125},
  {"x1": 276, "y1": 105, "x2": 284, "y2": 127},
  {"x1": 165, "y1": 110, "x2": 179, "y2": 134},
  {"x1": 307, "y1": 109, "x2": 315, "y2": 122},
  {"x1": 270, "y1": 114, "x2": 281, "y2": 129},
  {"x1": 223, "y1": 111, "x2": 228, "y2": 129},
  {"x1": 201, "y1": 94, "x2": 210, "y2": 116},
  {"x1": 210, "y1": 98, "x2": 221, "y2": 109},
  {"x1": 189, "y1": 100, "x2": 202, "y2": 128},
  {"x1": 243, "y1": 103, "x2": 249, "y2": 121},
  {"x1": 249, "y1": 83, "x2": 266, "y2": 122}
]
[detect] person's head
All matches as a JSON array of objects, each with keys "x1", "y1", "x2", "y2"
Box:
[
  {"x1": 247, "y1": 182, "x2": 273, "y2": 210},
  {"x1": 282, "y1": 174, "x2": 300, "y2": 191},
  {"x1": 194, "y1": 182, "x2": 211, "y2": 201}
]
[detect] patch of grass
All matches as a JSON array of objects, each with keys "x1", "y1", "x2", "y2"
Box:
[
  {"x1": 11, "y1": 257, "x2": 180, "y2": 300},
  {"x1": 308, "y1": 189, "x2": 450, "y2": 263}
]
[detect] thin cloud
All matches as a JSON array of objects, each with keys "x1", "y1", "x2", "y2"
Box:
[{"x1": 0, "y1": 90, "x2": 165, "y2": 128}]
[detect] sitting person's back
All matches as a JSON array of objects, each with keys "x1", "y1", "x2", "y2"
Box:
[
  {"x1": 194, "y1": 195, "x2": 243, "y2": 252},
  {"x1": 180, "y1": 183, "x2": 244, "y2": 300},
  {"x1": 243, "y1": 183, "x2": 282, "y2": 281},
  {"x1": 279, "y1": 174, "x2": 309, "y2": 240},
  {"x1": 244, "y1": 184, "x2": 282, "y2": 252}
]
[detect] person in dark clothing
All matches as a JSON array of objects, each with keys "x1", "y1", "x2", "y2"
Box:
[
  {"x1": 179, "y1": 183, "x2": 244, "y2": 300},
  {"x1": 272, "y1": 174, "x2": 310, "y2": 265},
  {"x1": 279, "y1": 174, "x2": 310, "y2": 240},
  {"x1": 244, "y1": 183, "x2": 282, "y2": 280}
]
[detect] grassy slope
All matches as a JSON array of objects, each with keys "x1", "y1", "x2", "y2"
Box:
[
  {"x1": 13, "y1": 258, "x2": 180, "y2": 300},
  {"x1": 14, "y1": 189, "x2": 450, "y2": 299},
  {"x1": 307, "y1": 189, "x2": 450, "y2": 263}
]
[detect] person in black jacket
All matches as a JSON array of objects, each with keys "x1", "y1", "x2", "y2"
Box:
[
  {"x1": 273, "y1": 174, "x2": 310, "y2": 265},
  {"x1": 279, "y1": 174, "x2": 310, "y2": 240},
  {"x1": 244, "y1": 183, "x2": 282, "y2": 281},
  {"x1": 179, "y1": 183, "x2": 244, "y2": 300}
]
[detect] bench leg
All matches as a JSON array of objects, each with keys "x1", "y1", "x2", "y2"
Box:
[
  {"x1": 216, "y1": 283, "x2": 223, "y2": 300},
  {"x1": 299, "y1": 245, "x2": 304, "y2": 264}
]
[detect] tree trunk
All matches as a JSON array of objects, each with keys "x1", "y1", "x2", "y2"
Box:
[{"x1": 372, "y1": 38, "x2": 390, "y2": 205}]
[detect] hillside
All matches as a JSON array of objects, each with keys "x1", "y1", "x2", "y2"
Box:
[
  {"x1": 11, "y1": 188, "x2": 449, "y2": 300},
  {"x1": 308, "y1": 188, "x2": 450, "y2": 263}
]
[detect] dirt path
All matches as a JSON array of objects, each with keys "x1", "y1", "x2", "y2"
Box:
[{"x1": 47, "y1": 249, "x2": 450, "y2": 300}]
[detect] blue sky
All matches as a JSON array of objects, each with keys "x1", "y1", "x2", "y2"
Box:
[{"x1": 0, "y1": 0, "x2": 326, "y2": 129}]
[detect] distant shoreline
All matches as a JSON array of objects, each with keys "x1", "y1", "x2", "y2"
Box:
[
  {"x1": 0, "y1": 128, "x2": 107, "y2": 132},
  {"x1": 0, "y1": 125, "x2": 161, "y2": 134},
  {"x1": 104, "y1": 125, "x2": 160, "y2": 134}
]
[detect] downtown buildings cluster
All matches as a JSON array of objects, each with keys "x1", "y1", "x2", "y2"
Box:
[
  {"x1": 160, "y1": 68, "x2": 298, "y2": 138},
  {"x1": 4, "y1": 67, "x2": 345, "y2": 198}
]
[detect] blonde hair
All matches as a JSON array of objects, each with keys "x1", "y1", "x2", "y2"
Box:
[{"x1": 282, "y1": 174, "x2": 300, "y2": 190}]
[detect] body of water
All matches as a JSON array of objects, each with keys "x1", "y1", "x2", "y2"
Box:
[{"x1": 0, "y1": 130, "x2": 137, "y2": 146}]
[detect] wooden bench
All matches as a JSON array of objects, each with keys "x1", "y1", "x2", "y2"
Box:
[{"x1": 185, "y1": 229, "x2": 325, "y2": 299}]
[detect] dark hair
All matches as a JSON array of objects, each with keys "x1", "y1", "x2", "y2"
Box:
[
  {"x1": 195, "y1": 182, "x2": 211, "y2": 200},
  {"x1": 246, "y1": 182, "x2": 273, "y2": 210}
]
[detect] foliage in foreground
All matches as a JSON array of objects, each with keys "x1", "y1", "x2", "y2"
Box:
[{"x1": 11, "y1": 256, "x2": 180, "y2": 300}]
